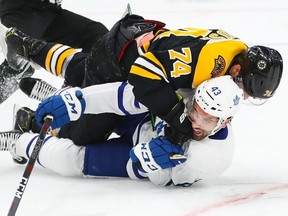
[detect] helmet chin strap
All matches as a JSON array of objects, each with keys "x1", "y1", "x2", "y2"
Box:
[
  {"x1": 247, "y1": 97, "x2": 268, "y2": 106},
  {"x1": 233, "y1": 75, "x2": 243, "y2": 83},
  {"x1": 209, "y1": 118, "x2": 225, "y2": 136}
]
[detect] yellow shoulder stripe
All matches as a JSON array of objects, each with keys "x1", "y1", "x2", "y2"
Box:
[
  {"x1": 143, "y1": 52, "x2": 167, "y2": 77},
  {"x1": 130, "y1": 65, "x2": 162, "y2": 80}
]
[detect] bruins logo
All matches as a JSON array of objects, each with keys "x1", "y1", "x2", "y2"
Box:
[
  {"x1": 257, "y1": 60, "x2": 267, "y2": 70},
  {"x1": 211, "y1": 55, "x2": 226, "y2": 77}
]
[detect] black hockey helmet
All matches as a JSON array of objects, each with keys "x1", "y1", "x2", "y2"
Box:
[{"x1": 242, "y1": 45, "x2": 283, "y2": 98}]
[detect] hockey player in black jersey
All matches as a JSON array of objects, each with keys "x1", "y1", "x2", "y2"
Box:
[{"x1": 4, "y1": 13, "x2": 283, "y2": 145}]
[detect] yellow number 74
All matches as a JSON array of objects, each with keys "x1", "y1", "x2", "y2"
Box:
[{"x1": 168, "y1": 48, "x2": 192, "y2": 78}]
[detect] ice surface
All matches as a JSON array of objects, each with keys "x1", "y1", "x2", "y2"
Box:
[{"x1": 1, "y1": 0, "x2": 288, "y2": 215}]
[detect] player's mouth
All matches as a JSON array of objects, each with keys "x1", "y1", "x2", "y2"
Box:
[{"x1": 192, "y1": 128, "x2": 202, "y2": 137}]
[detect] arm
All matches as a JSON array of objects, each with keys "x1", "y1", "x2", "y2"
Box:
[
  {"x1": 128, "y1": 51, "x2": 193, "y2": 144},
  {"x1": 131, "y1": 125, "x2": 235, "y2": 187},
  {"x1": 129, "y1": 136, "x2": 186, "y2": 185},
  {"x1": 168, "y1": 126, "x2": 235, "y2": 186},
  {"x1": 82, "y1": 82, "x2": 148, "y2": 115},
  {"x1": 34, "y1": 82, "x2": 148, "y2": 129},
  {"x1": 128, "y1": 53, "x2": 179, "y2": 116}
]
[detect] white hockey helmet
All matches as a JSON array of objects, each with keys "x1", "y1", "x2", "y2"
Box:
[{"x1": 188, "y1": 75, "x2": 244, "y2": 135}]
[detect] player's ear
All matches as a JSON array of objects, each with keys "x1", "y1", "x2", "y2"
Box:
[
  {"x1": 221, "y1": 117, "x2": 232, "y2": 128},
  {"x1": 229, "y1": 64, "x2": 241, "y2": 78}
]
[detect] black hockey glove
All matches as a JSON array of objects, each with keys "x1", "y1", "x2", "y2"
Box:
[{"x1": 160, "y1": 99, "x2": 193, "y2": 145}]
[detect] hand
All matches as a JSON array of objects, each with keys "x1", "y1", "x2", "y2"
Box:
[
  {"x1": 159, "y1": 99, "x2": 193, "y2": 145},
  {"x1": 35, "y1": 87, "x2": 86, "y2": 129},
  {"x1": 164, "y1": 117, "x2": 193, "y2": 145},
  {"x1": 130, "y1": 136, "x2": 187, "y2": 173}
]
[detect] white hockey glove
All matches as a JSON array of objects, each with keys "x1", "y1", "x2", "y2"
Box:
[
  {"x1": 130, "y1": 136, "x2": 187, "y2": 173},
  {"x1": 35, "y1": 87, "x2": 86, "y2": 129}
]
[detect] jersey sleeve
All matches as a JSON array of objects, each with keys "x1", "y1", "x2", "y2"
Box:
[
  {"x1": 128, "y1": 32, "x2": 204, "y2": 116},
  {"x1": 128, "y1": 50, "x2": 187, "y2": 116},
  {"x1": 126, "y1": 158, "x2": 173, "y2": 186},
  {"x1": 130, "y1": 124, "x2": 235, "y2": 187},
  {"x1": 82, "y1": 81, "x2": 148, "y2": 115},
  {"x1": 170, "y1": 125, "x2": 235, "y2": 185}
]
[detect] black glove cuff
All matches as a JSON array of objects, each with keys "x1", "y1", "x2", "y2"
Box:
[
  {"x1": 160, "y1": 100, "x2": 193, "y2": 144},
  {"x1": 159, "y1": 100, "x2": 186, "y2": 128}
]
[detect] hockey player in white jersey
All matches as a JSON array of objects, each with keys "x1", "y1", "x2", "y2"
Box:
[{"x1": 0, "y1": 76, "x2": 243, "y2": 186}]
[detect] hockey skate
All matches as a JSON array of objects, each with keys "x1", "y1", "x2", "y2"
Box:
[
  {"x1": 5, "y1": 27, "x2": 46, "y2": 72},
  {"x1": 19, "y1": 77, "x2": 57, "y2": 101},
  {"x1": 13, "y1": 106, "x2": 36, "y2": 133},
  {"x1": 0, "y1": 130, "x2": 27, "y2": 164},
  {"x1": 0, "y1": 59, "x2": 34, "y2": 103}
]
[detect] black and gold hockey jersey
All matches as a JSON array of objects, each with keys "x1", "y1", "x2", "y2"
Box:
[
  {"x1": 129, "y1": 27, "x2": 248, "y2": 116},
  {"x1": 31, "y1": 21, "x2": 247, "y2": 118}
]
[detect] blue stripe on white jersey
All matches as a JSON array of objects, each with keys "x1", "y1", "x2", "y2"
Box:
[
  {"x1": 118, "y1": 82, "x2": 131, "y2": 115},
  {"x1": 133, "y1": 114, "x2": 151, "y2": 145},
  {"x1": 25, "y1": 134, "x2": 54, "y2": 167},
  {"x1": 134, "y1": 98, "x2": 141, "y2": 108},
  {"x1": 82, "y1": 82, "x2": 148, "y2": 116}
]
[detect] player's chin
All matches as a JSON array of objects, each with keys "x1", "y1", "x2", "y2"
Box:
[{"x1": 192, "y1": 128, "x2": 206, "y2": 141}]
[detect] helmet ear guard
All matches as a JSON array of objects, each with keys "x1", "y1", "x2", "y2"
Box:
[{"x1": 242, "y1": 45, "x2": 283, "y2": 99}]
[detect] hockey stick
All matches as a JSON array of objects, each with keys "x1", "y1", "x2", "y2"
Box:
[{"x1": 7, "y1": 115, "x2": 54, "y2": 216}]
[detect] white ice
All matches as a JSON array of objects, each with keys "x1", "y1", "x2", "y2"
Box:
[{"x1": 1, "y1": 0, "x2": 288, "y2": 215}]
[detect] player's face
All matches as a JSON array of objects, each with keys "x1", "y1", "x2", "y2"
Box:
[{"x1": 187, "y1": 102, "x2": 219, "y2": 141}]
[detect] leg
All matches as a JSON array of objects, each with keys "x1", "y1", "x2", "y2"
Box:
[
  {"x1": 5, "y1": 28, "x2": 86, "y2": 87},
  {"x1": 58, "y1": 114, "x2": 125, "y2": 146},
  {"x1": 58, "y1": 113, "x2": 147, "y2": 146},
  {"x1": 42, "y1": 9, "x2": 108, "y2": 52},
  {"x1": 83, "y1": 136, "x2": 133, "y2": 177},
  {"x1": 15, "y1": 132, "x2": 133, "y2": 178},
  {"x1": 0, "y1": 1, "x2": 59, "y2": 37},
  {"x1": 0, "y1": 1, "x2": 108, "y2": 101},
  {"x1": 16, "y1": 133, "x2": 85, "y2": 176},
  {"x1": 82, "y1": 114, "x2": 148, "y2": 177}
]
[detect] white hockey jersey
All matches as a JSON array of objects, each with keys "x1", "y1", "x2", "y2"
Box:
[
  {"x1": 78, "y1": 82, "x2": 235, "y2": 186},
  {"x1": 16, "y1": 82, "x2": 235, "y2": 187},
  {"x1": 126, "y1": 116, "x2": 235, "y2": 186},
  {"x1": 81, "y1": 81, "x2": 148, "y2": 116}
]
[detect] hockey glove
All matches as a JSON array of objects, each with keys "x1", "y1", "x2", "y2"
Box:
[
  {"x1": 130, "y1": 136, "x2": 187, "y2": 173},
  {"x1": 35, "y1": 87, "x2": 86, "y2": 129},
  {"x1": 160, "y1": 99, "x2": 193, "y2": 145}
]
